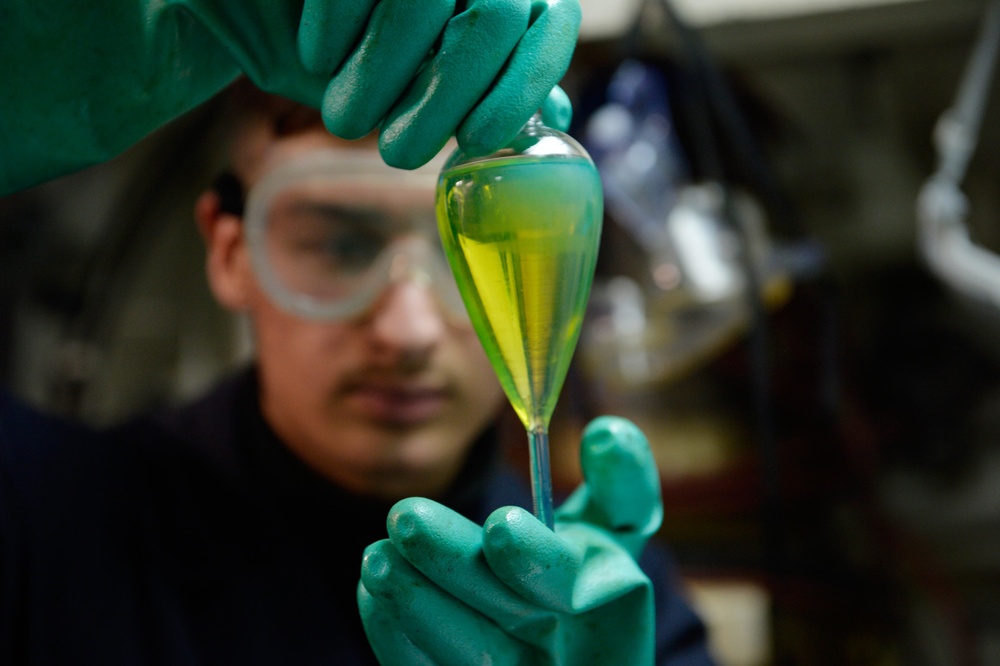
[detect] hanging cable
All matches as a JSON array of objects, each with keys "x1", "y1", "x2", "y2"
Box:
[{"x1": 918, "y1": 0, "x2": 1000, "y2": 309}]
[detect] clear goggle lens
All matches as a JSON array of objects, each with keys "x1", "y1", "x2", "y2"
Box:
[{"x1": 244, "y1": 149, "x2": 468, "y2": 323}]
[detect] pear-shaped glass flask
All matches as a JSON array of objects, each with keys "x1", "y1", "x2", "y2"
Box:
[{"x1": 436, "y1": 115, "x2": 604, "y2": 529}]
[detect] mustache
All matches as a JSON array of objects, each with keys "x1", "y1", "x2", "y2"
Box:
[
  {"x1": 336, "y1": 363, "x2": 454, "y2": 394},
  {"x1": 358, "y1": 344, "x2": 438, "y2": 376}
]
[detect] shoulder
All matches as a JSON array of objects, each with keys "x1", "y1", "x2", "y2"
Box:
[
  {"x1": 0, "y1": 389, "x2": 144, "y2": 568},
  {"x1": 0, "y1": 366, "x2": 256, "y2": 522},
  {"x1": 0, "y1": 389, "x2": 117, "y2": 498},
  {"x1": 112, "y1": 366, "x2": 256, "y2": 474},
  {"x1": 0, "y1": 389, "x2": 93, "y2": 454}
]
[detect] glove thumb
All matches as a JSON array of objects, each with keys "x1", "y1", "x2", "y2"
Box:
[
  {"x1": 556, "y1": 416, "x2": 663, "y2": 558},
  {"x1": 540, "y1": 85, "x2": 573, "y2": 132}
]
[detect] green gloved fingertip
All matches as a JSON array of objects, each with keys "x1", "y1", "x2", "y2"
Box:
[
  {"x1": 540, "y1": 85, "x2": 573, "y2": 132},
  {"x1": 483, "y1": 506, "x2": 579, "y2": 612},
  {"x1": 387, "y1": 497, "x2": 436, "y2": 542},
  {"x1": 580, "y1": 416, "x2": 663, "y2": 539},
  {"x1": 360, "y1": 540, "x2": 397, "y2": 592}
]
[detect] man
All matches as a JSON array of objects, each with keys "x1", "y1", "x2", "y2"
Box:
[{"x1": 0, "y1": 87, "x2": 713, "y2": 664}]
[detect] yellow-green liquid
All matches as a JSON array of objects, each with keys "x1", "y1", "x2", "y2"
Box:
[{"x1": 437, "y1": 154, "x2": 603, "y2": 432}]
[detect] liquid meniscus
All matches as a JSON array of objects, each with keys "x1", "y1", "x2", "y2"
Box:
[{"x1": 437, "y1": 154, "x2": 603, "y2": 431}]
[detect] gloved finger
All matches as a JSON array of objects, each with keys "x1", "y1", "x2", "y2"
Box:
[
  {"x1": 540, "y1": 85, "x2": 573, "y2": 133},
  {"x1": 378, "y1": 0, "x2": 533, "y2": 169},
  {"x1": 482, "y1": 506, "x2": 584, "y2": 613},
  {"x1": 557, "y1": 416, "x2": 662, "y2": 558},
  {"x1": 357, "y1": 582, "x2": 436, "y2": 666},
  {"x1": 297, "y1": 0, "x2": 378, "y2": 75},
  {"x1": 321, "y1": 0, "x2": 454, "y2": 139},
  {"x1": 486, "y1": 509, "x2": 655, "y2": 617},
  {"x1": 361, "y1": 539, "x2": 527, "y2": 665},
  {"x1": 457, "y1": 0, "x2": 581, "y2": 156},
  {"x1": 386, "y1": 498, "x2": 553, "y2": 639}
]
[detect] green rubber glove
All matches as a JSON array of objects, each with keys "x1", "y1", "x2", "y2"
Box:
[
  {"x1": 0, "y1": 0, "x2": 579, "y2": 195},
  {"x1": 312, "y1": 0, "x2": 580, "y2": 168},
  {"x1": 358, "y1": 416, "x2": 663, "y2": 665}
]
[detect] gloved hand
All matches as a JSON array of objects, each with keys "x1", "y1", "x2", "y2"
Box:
[
  {"x1": 1, "y1": 0, "x2": 580, "y2": 195},
  {"x1": 358, "y1": 416, "x2": 663, "y2": 665},
  {"x1": 308, "y1": 0, "x2": 579, "y2": 168}
]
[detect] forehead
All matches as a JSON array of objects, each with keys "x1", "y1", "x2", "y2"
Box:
[
  {"x1": 245, "y1": 155, "x2": 451, "y2": 243},
  {"x1": 275, "y1": 178, "x2": 436, "y2": 216},
  {"x1": 241, "y1": 128, "x2": 378, "y2": 187},
  {"x1": 244, "y1": 129, "x2": 449, "y2": 216},
  {"x1": 255, "y1": 150, "x2": 439, "y2": 210}
]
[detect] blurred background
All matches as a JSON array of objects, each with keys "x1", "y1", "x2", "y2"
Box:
[{"x1": 2, "y1": 0, "x2": 999, "y2": 663}]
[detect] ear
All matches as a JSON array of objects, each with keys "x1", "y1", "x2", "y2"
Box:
[{"x1": 194, "y1": 190, "x2": 254, "y2": 312}]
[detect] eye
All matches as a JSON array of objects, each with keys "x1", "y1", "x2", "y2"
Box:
[{"x1": 323, "y1": 230, "x2": 385, "y2": 272}]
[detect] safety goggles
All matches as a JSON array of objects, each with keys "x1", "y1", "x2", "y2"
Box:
[{"x1": 235, "y1": 148, "x2": 469, "y2": 324}]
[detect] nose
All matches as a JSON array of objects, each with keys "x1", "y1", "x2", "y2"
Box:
[{"x1": 366, "y1": 279, "x2": 447, "y2": 365}]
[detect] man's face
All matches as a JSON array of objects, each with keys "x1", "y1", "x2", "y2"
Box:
[{"x1": 216, "y1": 129, "x2": 505, "y2": 501}]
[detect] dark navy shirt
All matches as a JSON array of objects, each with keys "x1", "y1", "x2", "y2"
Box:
[{"x1": 0, "y1": 369, "x2": 713, "y2": 664}]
